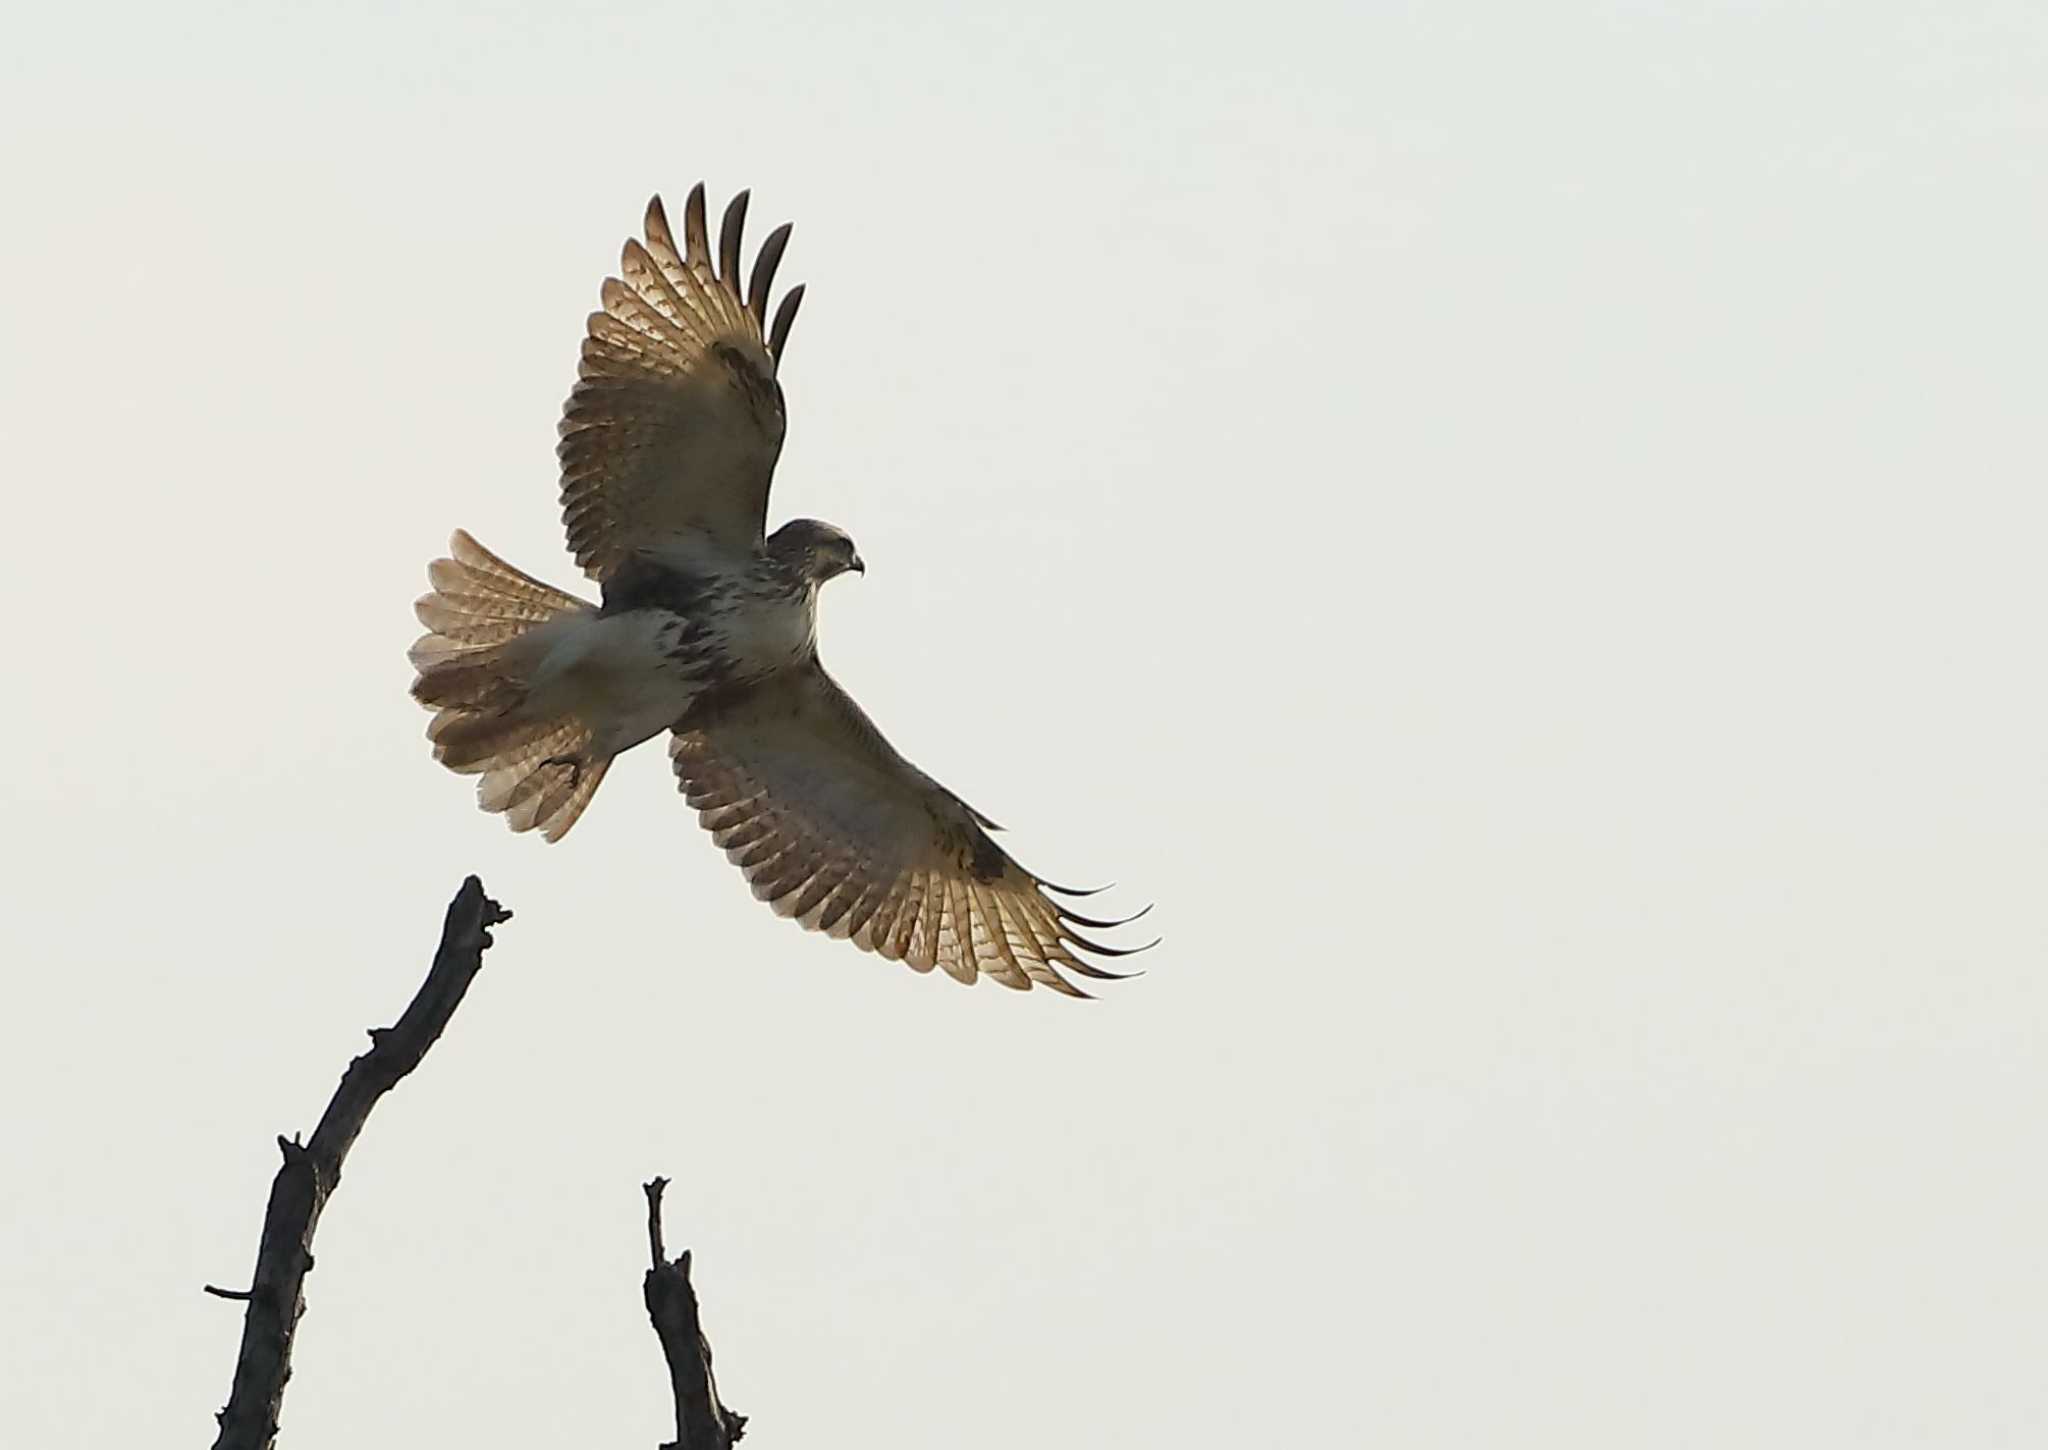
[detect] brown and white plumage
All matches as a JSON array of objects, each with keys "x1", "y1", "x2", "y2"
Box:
[
  {"x1": 409, "y1": 184, "x2": 1147, "y2": 994},
  {"x1": 559, "y1": 187, "x2": 803, "y2": 574},
  {"x1": 409, "y1": 530, "x2": 611, "y2": 842},
  {"x1": 674, "y1": 668, "x2": 1146, "y2": 997}
]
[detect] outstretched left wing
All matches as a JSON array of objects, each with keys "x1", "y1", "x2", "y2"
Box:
[
  {"x1": 671, "y1": 667, "x2": 1148, "y2": 996},
  {"x1": 558, "y1": 183, "x2": 806, "y2": 580}
]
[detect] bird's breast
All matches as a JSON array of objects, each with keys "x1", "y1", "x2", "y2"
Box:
[{"x1": 708, "y1": 579, "x2": 817, "y2": 678}]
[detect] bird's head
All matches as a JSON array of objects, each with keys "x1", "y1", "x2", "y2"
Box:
[{"x1": 768, "y1": 518, "x2": 865, "y2": 586}]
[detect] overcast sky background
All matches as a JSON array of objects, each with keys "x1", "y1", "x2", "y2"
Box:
[{"x1": 3, "y1": 2, "x2": 2044, "y2": 1445}]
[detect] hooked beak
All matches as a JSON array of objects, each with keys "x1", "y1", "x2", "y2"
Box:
[{"x1": 849, "y1": 552, "x2": 866, "y2": 576}]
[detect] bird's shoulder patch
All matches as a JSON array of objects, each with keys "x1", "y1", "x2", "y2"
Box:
[
  {"x1": 712, "y1": 340, "x2": 784, "y2": 431},
  {"x1": 963, "y1": 827, "x2": 1007, "y2": 883},
  {"x1": 601, "y1": 558, "x2": 732, "y2": 617}
]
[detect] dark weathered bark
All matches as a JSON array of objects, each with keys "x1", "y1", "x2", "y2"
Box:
[
  {"x1": 206, "y1": 876, "x2": 511, "y2": 1450},
  {"x1": 643, "y1": 1177, "x2": 746, "y2": 1448}
]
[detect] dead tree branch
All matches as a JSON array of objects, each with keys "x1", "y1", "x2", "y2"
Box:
[
  {"x1": 644, "y1": 1177, "x2": 746, "y2": 1448},
  {"x1": 207, "y1": 875, "x2": 511, "y2": 1450}
]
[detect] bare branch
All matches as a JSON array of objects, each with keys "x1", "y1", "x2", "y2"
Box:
[
  {"x1": 208, "y1": 876, "x2": 511, "y2": 1450},
  {"x1": 643, "y1": 1178, "x2": 746, "y2": 1449}
]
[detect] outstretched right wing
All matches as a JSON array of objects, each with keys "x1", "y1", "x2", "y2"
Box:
[
  {"x1": 557, "y1": 184, "x2": 807, "y2": 579},
  {"x1": 671, "y1": 665, "x2": 1151, "y2": 997}
]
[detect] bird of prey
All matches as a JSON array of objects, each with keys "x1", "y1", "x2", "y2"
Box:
[{"x1": 409, "y1": 184, "x2": 1146, "y2": 995}]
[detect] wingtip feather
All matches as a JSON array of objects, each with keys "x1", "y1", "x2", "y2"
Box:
[
  {"x1": 1055, "y1": 901, "x2": 1154, "y2": 931},
  {"x1": 718, "y1": 189, "x2": 750, "y2": 297},
  {"x1": 682, "y1": 182, "x2": 711, "y2": 266},
  {"x1": 747, "y1": 221, "x2": 793, "y2": 322},
  {"x1": 768, "y1": 284, "x2": 804, "y2": 365}
]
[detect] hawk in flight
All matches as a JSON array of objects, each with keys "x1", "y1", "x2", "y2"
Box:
[{"x1": 409, "y1": 184, "x2": 1146, "y2": 995}]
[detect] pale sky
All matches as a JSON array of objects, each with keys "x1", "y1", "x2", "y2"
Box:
[{"x1": 4, "y1": 2, "x2": 2044, "y2": 1445}]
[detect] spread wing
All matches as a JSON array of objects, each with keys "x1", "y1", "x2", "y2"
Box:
[
  {"x1": 671, "y1": 667, "x2": 1149, "y2": 996},
  {"x1": 558, "y1": 184, "x2": 807, "y2": 580}
]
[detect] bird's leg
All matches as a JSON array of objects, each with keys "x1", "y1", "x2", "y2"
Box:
[{"x1": 539, "y1": 754, "x2": 584, "y2": 789}]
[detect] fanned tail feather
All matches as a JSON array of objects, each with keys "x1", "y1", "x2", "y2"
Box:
[{"x1": 409, "y1": 530, "x2": 608, "y2": 842}]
